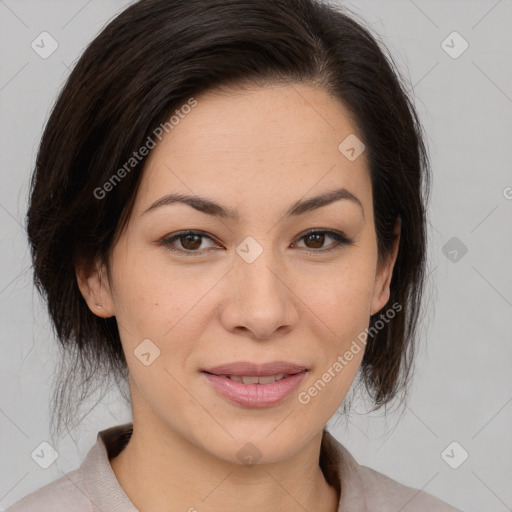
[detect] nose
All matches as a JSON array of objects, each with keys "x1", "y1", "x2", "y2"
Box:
[{"x1": 220, "y1": 241, "x2": 299, "y2": 340}]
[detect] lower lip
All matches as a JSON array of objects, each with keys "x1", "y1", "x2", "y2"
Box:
[{"x1": 202, "y1": 371, "x2": 307, "y2": 408}]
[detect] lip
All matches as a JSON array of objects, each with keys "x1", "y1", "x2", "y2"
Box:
[
  {"x1": 202, "y1": 361, "x2": 307, "y2": 377},
  {"x1": 202, "y1": 370, "x2": 307, "y2": 408}
]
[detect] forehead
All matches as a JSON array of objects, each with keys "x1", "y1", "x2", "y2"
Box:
[{"x1": 134, "y1": 83, "x2": 371, "y2": 219}]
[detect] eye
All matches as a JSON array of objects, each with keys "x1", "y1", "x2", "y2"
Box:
[
  {"x1": 159, "y1": 230, "x2": 220, "y2": 256},
  {"x1": 293, "y1": 229, "x2": 354, "y2": 254}
]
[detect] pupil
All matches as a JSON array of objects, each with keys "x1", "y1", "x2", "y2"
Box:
[
  {"x1": 307, "y1": 233, "x2": 323, "y2": 249},
  {"x1": 183, "y1": 234, "x2": 201, "y2": 250}
]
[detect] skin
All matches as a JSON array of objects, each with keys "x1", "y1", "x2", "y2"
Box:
[{"x1": 76, "y1": 83, "x2": 400, "y2": 512}]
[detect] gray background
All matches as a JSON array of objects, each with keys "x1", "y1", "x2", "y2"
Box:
[{"x1": 1, "y1": 0, "x2": 511, "y2": 510}]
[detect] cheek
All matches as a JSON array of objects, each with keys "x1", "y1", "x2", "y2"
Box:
[
  {"x1": 110, "y1": 238, "x2": 177, "y2": 313},
  {"x1": 108, "y1": 245, "x2": 213, "y2": 372},
  {"x1": 296, "y1": 252, "x2": 375, "y2": 410},
  {"x1": 304, "y1": 255, "x2": 376, "y2": 331},
  {"x1": 107, "y1": 244, "x2": 177, "y2": 344},
  {"x1": 296, "y1": 267, "x2": 372, "y2": 421}
]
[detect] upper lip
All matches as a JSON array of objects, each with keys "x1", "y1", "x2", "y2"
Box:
[{"x1": 202, "y1": 361, "x2": 308, "y2": 376}]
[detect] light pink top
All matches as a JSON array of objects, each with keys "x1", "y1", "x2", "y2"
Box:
[{"x1": 6, "y1": 423, "x2": 462, "y2": 511}]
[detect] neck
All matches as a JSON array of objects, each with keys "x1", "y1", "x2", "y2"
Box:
[{"x1": 110, "y1": 414, "x2": 339, "y2": 512}]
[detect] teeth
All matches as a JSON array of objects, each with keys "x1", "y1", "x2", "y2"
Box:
[
  {"x1": 259, "y1": 374, "x2": 285, "y2": 384},
  {"x1": 241, "y1": 376, "x2": 259, "y2": 384},
  {"x1": 226, "y1": 374, "x2": 287, "y2": 384}
]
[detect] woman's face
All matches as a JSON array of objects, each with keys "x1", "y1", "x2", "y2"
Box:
[{"x1": 80, "y1": 83, "x2": 399, "y2": 463}]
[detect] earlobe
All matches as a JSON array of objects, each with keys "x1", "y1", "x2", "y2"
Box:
[
  {"x1": 75, "y1": 259, "x2": 115, "y2": 318},
  {"x1": 370, "y1": 217, "x2": 401, "y2": 316}
]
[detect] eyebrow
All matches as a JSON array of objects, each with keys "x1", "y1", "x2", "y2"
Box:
[{"x1": 142, "y1": 187, "x2": 364, "y2": 220}]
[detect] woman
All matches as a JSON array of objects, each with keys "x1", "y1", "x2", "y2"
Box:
[{"x1": 7, "y1": 0, "x2": 463, "y2": 510}]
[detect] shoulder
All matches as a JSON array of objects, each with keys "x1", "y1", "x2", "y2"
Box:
[
  {"x1": 5, "y1": 468, "x2": 94, "y2": 512},
  {"x1": 357, "y1": 464, "x2": 463, "y2": 512},
  {"x1": 5, "y1": 423, "x2": 135, "y2": 512},
  {"x1": 321, "y1": 430, "x2": 463, "y2": 512}
]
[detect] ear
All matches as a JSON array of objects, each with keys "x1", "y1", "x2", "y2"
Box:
[
  {"x1": 75, "y1": 258, "x2": 115, "y2": 318},
  {"x1": 370, "y1": 217, "x2": 401, "y2": 316}
]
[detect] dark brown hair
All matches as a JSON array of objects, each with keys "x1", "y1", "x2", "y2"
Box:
[{"x1": 26, "y1": 0, "x2": 430, "y2": 439}]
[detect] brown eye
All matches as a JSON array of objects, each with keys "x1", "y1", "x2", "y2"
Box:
[
  {"x1": 180, "y1": 233, "x2": 202, "y2": 250},
  {"x1": 303, "y1": 232, "x2": 326, "y2": 249},
  {"x1": 295, "y1": 229, "x2": 354, "y2": 254},
  {"x1": 160, "y1": 230, "x2": 220, "y2": 256}
]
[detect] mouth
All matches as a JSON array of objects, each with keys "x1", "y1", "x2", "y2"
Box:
[
  {"x1": 202, "y1": 361, "x2": 308, "y2": 377},
  {"x1": 201, "y1": 361, "x2": 308, "y2": 408},
  {"x1": 203, "y1": 373, "x2": 291, "y2": 384}
]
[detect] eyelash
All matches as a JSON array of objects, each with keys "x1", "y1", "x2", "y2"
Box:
[{"x1": 159, "y1": 229, "x2": 354, "y2": 257}]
